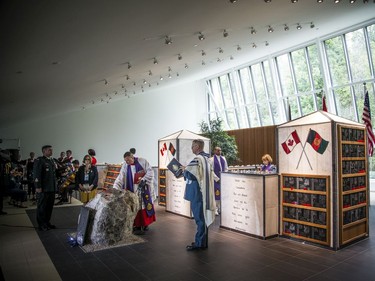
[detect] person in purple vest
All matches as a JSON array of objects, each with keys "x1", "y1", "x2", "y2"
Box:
[{"x1": 210, "y1": 147, "x2": 228, "y2": 215}]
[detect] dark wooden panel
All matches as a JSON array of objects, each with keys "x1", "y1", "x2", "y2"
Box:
[{"x1": 227, "y1": 125, "x2": 277, "y2": 166}]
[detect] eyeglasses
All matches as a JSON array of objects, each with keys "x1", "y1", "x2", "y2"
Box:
[{"x1": 84, "y1": 158, "x2": 90, "y2": 161}]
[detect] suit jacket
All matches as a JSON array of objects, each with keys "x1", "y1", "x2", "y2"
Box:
[{"x1": 76, "y1": 165, "x2": 98, "y2": 189}]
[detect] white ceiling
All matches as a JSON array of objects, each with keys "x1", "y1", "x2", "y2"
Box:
[{"x1": 1, "y1": 0, "x2": 374, "y2": 128}]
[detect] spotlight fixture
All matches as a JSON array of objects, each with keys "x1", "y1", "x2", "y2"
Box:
[
  {"x1": 250, "y1": 27, "x2": 256, "y2": 35},
  {"x1": 230, "y1": 56, "x2": 234, "y2": 60},
  {"x1": 264, "y1": 0, "x2": 271, "y2": 2},
  {"x1": 143, "y1": 79, "x2": 147, "y2": 84},
  {"x1": 202, "y1": 60, "x2": 206, "y2": 65},
  {"x1": 284, "y1": 24, "x2": 290, "y2": 31},
  {"x1": 114, "y1": 91, "x2": 118, "y2": 95},
  {"x1": 349, "y1": 0, "x2": 356, "y2": 2},
  {"x1": 291, "y1": 0, "x2": 298, "y2": 3},
  {"x1": 104, "y1": 79, "x2": 108, "y2": 85},
  {"x1": 133, "y1": 81, "x2": 136, "y2": 86},
  {"x1": 121, "y1": 84, "x2": 125, "y2": 88},
  {"x1": 101, "y1": 98, "x2": 104, "y2": 102},
  {"x1": 160, "y1": 76, "x2": 163, "y2": 81},
  {"x1": 363, "y1": 0, "x2": 368, "y2": 2},
  {"x1": 165, "y1": 35, "x2": 172, "y2": 45},
  {"x1": 237, "y1": 45, "x2": 242, "y2": 51},
  {"x1": 127, "y1": 62, "x2": 132, "y2": 69},
  {"x1": 185, "y1": 63, "x2": 189, "y2": 69},
  {"x1": 178, "y1": 54, "x2": 182, "y2": 60},
  {"x1": 198, "y1": 32, "x2": 205, "y2": 41},
  {"x1": 265, "y1": 41, "x2": 269, "y2": 46},
  {"x1": 176, "y1": 72, "x2": 180, "y2": 77},
  {"x1": 268, "y1": 25, "x2": 274, "y2": 33},
  {"x1": 310, "y1": 22, "x2": 315, "y2": 28},
  {"x1": 91, "y1": 100, "x2": 95, "y2": 104},
  {"x1": 334, "y1": 0, "x2": 340, "y2": 3},
  {"x1": 296, "y1": 23, "x2": 302, "y2": 30},
  {"x1": 168, "y1": 66, "x2": 172, "y2": 72},
  {"x1": 230, "y1": 0, "x2": 237, "y2": 3},
  {"x1": 149, "y1": 83, "x2": 151, "y2": 87},
  {"x1": 149, "y1": 70, "x2": 153, "y2": 76},
  {"x1": 153, "y1": 57, "x2": 158, "y2": 65},
  {"x1": 168, "y1": 73, "x2": 172, "y2": 79},
  {"x1": 223, "y1": 29, "x2": 229, "y2": 38},
  {"x1": 217, "y1": 58, "x2": 221, "y2": 62},
  {"x1": 201, "y1": 50, "x2": 206, "y2": 56},
  {"x1": 252, "y1": 43, "x2": 257, "y2": 48},
  {"x1": 317, "y1": 0, "x2": 323, "y2": 2},
  {"x1": 219, "y1": 47, "x2": 224, "y2": 54},
  {"x1": 124, "y1": 88, "x2": 127, "y2": 93}
]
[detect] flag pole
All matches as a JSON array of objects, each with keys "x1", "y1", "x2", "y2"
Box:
[{"x1": 296, "y1": 129, "x2": 313, "y2": 170}]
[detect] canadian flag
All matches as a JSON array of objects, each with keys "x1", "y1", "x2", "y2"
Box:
[{"x1": 281, "y1": 130, "x2": 301, "y2": 154}]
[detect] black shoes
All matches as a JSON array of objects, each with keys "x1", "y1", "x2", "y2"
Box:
[
  {"x1": 186, "y1": 242, "x2": 207, "y2": 251},
  {"x1": 38, "y1": 223, "x2": 56, "y2": 231}
]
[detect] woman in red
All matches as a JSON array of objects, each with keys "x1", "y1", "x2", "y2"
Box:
[{"x1": 88, "y1": 149, "x2": 97, "y2": 166}]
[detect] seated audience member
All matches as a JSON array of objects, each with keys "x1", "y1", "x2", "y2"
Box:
[
  {"x1": 88, "y1": 149, "x2": 97, "y2": 165},
  {"x1": 57, "y1": 151, "x2": 66, "y2": 163},
  {"x1": 57, "y1": 160, "x2": 80, "y2": 204},
  {"x1": 76, "y1": 155, "x2": 98, "y2": 203},
  {"x1": 63, "y1": 150, "x2": 74, "y2": 163}
]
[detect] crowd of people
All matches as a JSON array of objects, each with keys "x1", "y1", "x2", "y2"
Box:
[{"x1": 0, "y1": 141, "x2": 276, "y2": 250}]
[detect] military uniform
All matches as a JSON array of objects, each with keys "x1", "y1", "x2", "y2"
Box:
[{"x1": 33, "y1": 156, "x2": 57, "y2": 230}]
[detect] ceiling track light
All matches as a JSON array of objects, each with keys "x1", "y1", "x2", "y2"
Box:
[
  {"x1": 291, "y1": 0, "x2": 298, "y2": 3},
  {"x1": 317, "y1": 0, "x2": 323, "y2": 2},
  {"x1": 230, "y1": 56, "x2": 234, "y2": 60},
  {"x1": 230, "y1": 0, "x2": 237, "y2": 3},
  {"x1": 165, "y1": 35, "x2": 172, "y2": 45},
  {"x1": 265, "y1": 41, "x2": 269, "y2": 46},
  {"x1": 160, "y1": 76, "x2": 163, "y2": 80},
  {"x1": 127, "y1": 62, "x2": 132, "y2": 69},
  {"x1": 217, "y1": 58, "x2": 221, "y2": 62},
  {"x1": 198, "y1": 32, "x2": 205, "y2": 41},
  {"x1": 202, "y1": 60, "x2": 206, "y2": 65},
  {"x1": 349, "y1": 0, "x2": 356, "y2": 2},
  {"x1": 168, "y1": 73, "x2": 172, "y2": 79},
  {"x1": 296, "y1": 23, "x2": 302, "y2": 30},
  {"x1": 252, "y1": 43, "x2": 257, "y2": 48},
  {"x1": 185, "y1": 63, "x2": 189, "y2": 69},
  {"x1": 219, "y1": 47, "x2": 224, "y2": 53},
  {"x1": 334, "y1": 0, "x2": 340, "y2": 3},
  {"x1": 250, "y1": 27, "x2": 257, "y2": 35},
  {"x1": 149, "y1": 70, "x2": 153, "y2": 76},
  {"x1": 237, "y1": 45, "x2": 242, "y2": 51},
  {"x1": 121, "y1": 84, "x2": 125, "y2": 88},
  {"x1": 178, "y1": 54, "x2": 182, "y2": 60},
  {"x1": 114, "y1": 91, "x2": 118, "y2": 95},
  {"x1": 168, "y1": 66, "x2": 172, "y2": 72},
  {"x1": 223, "y1": 29, "x2": 229, "y2": 38},
  {"x1": 201, "y1": 50, "x2": 206, "y2": 56},
  {"x1": 264, "y1": 0, "x2": 271, "y2": 2},
  {"x1": 126, "y1": 75, "x2": 130, "y2": 80},
  {"x1": 176, "y1": 72, "x2": 180, "y2": 77},
  {"x1": 363, "y1": 0, "x2": 369, "y2": 2},
  {"x1": 104, "y1": 79, "x2": 108, "y2": 85},
  {"x1": 143, "y1": 80, "x2": 147, "y2": 84},
  {"x1": 310, "y1": 22, "x2": 315, "y2": 28},
  {"x1": 153, "y1": 57, "x2": 158, "y2": 65},
  {"x1": 133, "y1": 81, "x2": 136, "y2": 86},
  {"x1": 268, "y1": 25, "x2": 274, "y2": 33},
  {"x1": 284, "y1": 24, "x2": 290, "y2": 31}
]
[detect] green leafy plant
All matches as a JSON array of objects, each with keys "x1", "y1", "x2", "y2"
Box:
[{"x1": 199, "y1": 118, "x2": 239, "y2": 165}]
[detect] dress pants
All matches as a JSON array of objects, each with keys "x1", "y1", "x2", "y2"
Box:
[
  {"x1": 36, "y1": 192, "x2": 55, "y2": 227},
  {"x1": 191, "y1": 199, "x2": 207, "y2": 248}
]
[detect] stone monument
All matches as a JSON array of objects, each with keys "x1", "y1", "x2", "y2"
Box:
[{"x1": 85, "y1": 188, "x2": 140, "y2": 246}]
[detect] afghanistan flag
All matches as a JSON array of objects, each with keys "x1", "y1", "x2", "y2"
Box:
[
  {"x1": 306, "y1": 129, "x2": 329, "y2": 154},
  {"x1": 169, "y1": 142, "x2": 176, "y2": 156}
]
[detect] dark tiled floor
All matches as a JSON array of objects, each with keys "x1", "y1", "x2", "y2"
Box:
[{"x1": 26, "y1": 205, "x2": 375, "y2": 281}]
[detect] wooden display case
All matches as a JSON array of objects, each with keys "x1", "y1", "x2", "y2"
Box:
[
  {"x1": 103, "y1": 164, "x2": 121, "y2": 189},
  {"x1": 281, "y1": 174, "x2": 330, "y2": 246},
  {"x1": 158, "y1": 168, "x2": 167, "y2": 206},
  {"x1": 338, "y1": 125, "x2": 369, "y2": 245}
]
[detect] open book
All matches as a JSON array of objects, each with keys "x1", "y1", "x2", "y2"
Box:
[{"x1": 167, "y1": 158, "x2": 184, "y2": 178}]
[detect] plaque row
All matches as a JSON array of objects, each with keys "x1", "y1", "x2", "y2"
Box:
[
  {"x1": 283, "y1": 192, "x2": 326, "y2": 208},
  {"x1": 283, "y1": 222, "x2": 327, "y2": 242},
  {"x1": 341, "y1": 128, "x2": 365, "y2": 142},
  {"x1": 282, "y1": 176, "x2": 327, "y2": 191}
]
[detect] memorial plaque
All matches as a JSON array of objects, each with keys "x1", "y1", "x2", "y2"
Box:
[{"x1": 76, "y1": 206, "x2": 91, "y2": 246}]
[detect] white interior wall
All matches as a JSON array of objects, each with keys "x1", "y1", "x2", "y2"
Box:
[{"x1": 0, "y1": 80, "x2": 207, "y2": 166}]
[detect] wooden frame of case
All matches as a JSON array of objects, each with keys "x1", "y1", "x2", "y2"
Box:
[
  {"x1": 103, "y1": 165, "x2": 121, "y2": 189},
  {"x1": 338, "y1": 125, "x2": 369, "y2": 245},
  {"x1": 158, "y1": 168, "x2": 167, "y2": 206},
  {"x1": 281, "y1": 173, "x2": 330, "y2": 246}
]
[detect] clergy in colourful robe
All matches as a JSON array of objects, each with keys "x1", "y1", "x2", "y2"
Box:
[
  {"x1": 113, "y1": 151, "x2": 156, "y2": 230},
  {"x1": 210, "y1": 146, "x2": 228, "y2": 215}
]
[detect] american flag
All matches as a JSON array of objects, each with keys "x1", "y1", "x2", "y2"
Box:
[{"x1": 362, "y1": 86, "x2": 375, "y2": 157}]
